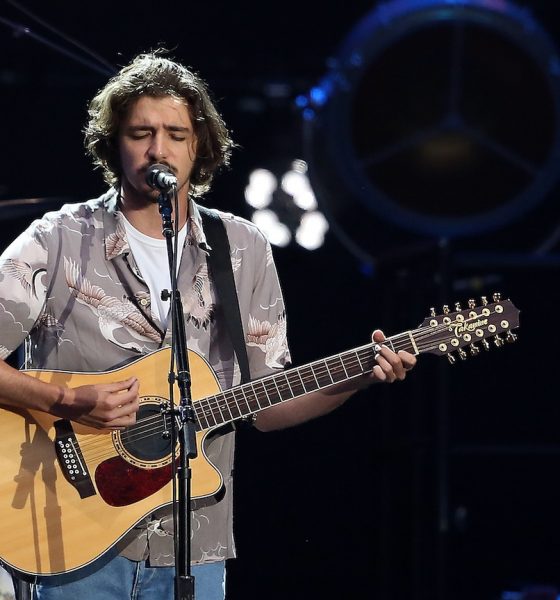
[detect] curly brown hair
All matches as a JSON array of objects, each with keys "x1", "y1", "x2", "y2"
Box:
[{"x1": 84, "y1": 51, "x2": 235, "y2": 197}]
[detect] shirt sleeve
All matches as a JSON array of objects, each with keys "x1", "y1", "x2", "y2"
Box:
[
  {"x1": 243, "y1": 226, "x2": 291, "y2": 380},
  {"x1": 0, "y1": 222, "x2": 49, "y2": 359}
]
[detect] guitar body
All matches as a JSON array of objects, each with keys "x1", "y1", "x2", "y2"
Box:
[{"x1": 0, "y1": 347, "x2": 223, "y2": 578}]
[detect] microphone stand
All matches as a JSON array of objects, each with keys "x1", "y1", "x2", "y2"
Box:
[{"x1": 157, "y1": 186, "x2": 198, "y2": 600}]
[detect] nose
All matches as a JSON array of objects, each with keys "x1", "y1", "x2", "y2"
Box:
[{"x1": 147, "y1": 133, "x2": 167, "y2": 161}]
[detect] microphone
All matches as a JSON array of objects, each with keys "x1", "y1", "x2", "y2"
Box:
[{"x1": 145, "y1": 164, "x2": 177, "y2": 192}]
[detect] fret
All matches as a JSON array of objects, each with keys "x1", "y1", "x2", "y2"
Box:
[
  {"x1": 299, "y1": 365, "x2": 319, "y2": 393},
  {"x1": 227, "y1": 389, "x2": 244, "y2": 420},
  {"x1": 358, "y1": 348, "x2": 375, "y2": 373},
  {"x1": 195, "y1": 403, "x2": 210, "y2": 431},
  {"x1": 214, "y1": 394, "x2": 230, "y2": 424},
  {"x1": 391, "y1": 332, "x2": 415, "y2": 355},
  {"x1": 199, "y1": 397, "x2": 218, "y2": 428},
  {"x1": 262, "y1": 379, "x2": 282, "y2": 406},
  {"x1": 268, "y1": 377, "x2": 284, "y2": 402},
  {"x1": 328, "y1": 355, "x2": 349, "y2": 383},
  {"x1": 296, "y1": 369, "x2": 309, "y2": 394},
  {"x1": 313, "y1": 360, "x2": 334, "y2": 388},
  {"x1": 240, "y1": 385, "x2": 256, "y2": 414},
  {"x1": 219, "y1": 390, "x2": 236, "y2": 423},
  {"x1": 274, "y1": 374, "x2": 293, "y2": 401},
  {"x1": 283, "y1": 372, "x2": 296, "y2": 397},
  {"x1": 287, "y1": 370, "x2": 306, "y2": 397},
  {"x1": 405, "y1": 331, "x2": 419, "y2": 355},
  {"x1": 311, "y1": 365, "x2": 321, "y2": 388},
  {"x1": 249, "y1": 380, "x2": 270, "y2": 412},
  {"x1": 343, "y1": 350, "x2": 369, "y2": 377}
]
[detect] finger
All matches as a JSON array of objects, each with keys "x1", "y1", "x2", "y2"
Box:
[
  {"x1": 374, "y1": 354, "x2": 397, "y2": 382},
  {"x1": 110, "y1": 379, "x2": 140, "y2": 405},
  {"x1": 377, "y1": 346, "x2": 407, "y2": 379},
  {"x1": 398, "y1": 350, "x2": 417, "y2": 370},
  {"x1": 100, "y1": 377, "x2": 138, "y2": 393},
  {"x1": 105, "y1": 380, "x2": 140, "y2": 419},
  {"x1": 372, "y1": 364, "x2": 387, "y2": 382},
  {"x1": 118, "y1": 378, "x2": 140, "y2": 400},
  {"x1": 113, "y1": 390, "x2": 140, "y2": 414},
  {"x1": 372, "y1": 329, "x2": 385, "y2": 344},
  {"x1": 107, "y1": 399, "x2": 139, "y2": 424},
  {"x1": 106, "y1": 413, "x2": 137, "y2": 429}
]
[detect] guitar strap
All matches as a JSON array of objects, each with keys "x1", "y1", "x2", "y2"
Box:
[{"x1": 198, "y1": 206, "x2": 251, "y2": 384}]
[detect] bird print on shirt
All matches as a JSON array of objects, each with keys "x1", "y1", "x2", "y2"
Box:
[
  {"x1": 182, "y1": 263, "x2": 215, "y2": 330},
  {"x1": 247, "y1": 310, "x2": 287, "y2": 369},
  {"x1": 105, "y1": 220, "x2": 129, "y2": 260},
  {"x1": 64, "y1": 257, "x2": 161, "y2": 351},
  {"x1": 0, "y1": 259, "x2": 46, "y2": 299}
]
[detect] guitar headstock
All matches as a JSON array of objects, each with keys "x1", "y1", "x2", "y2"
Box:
[{"x1": 417, "y1": 293, "x2": 520, "y2": 364}]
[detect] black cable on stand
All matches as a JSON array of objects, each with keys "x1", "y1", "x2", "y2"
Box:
[{"x1": 146, "y1": 163, "x2": 198, "y2": 600}]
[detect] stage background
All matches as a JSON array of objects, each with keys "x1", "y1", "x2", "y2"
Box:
[{"x1": 0, "y1": 1, "x2": 559, "y2": 598}]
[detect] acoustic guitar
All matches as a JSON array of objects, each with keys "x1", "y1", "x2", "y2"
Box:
[{"x1": 0, "y1": 296, "x2": 519, "y2": 578}]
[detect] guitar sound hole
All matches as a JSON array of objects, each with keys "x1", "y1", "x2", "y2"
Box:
[{"x1": 119, "y1": 402, "x2": 173, "y2": 462}]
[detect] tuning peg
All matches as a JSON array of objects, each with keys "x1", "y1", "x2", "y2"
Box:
[
  {"x1": 455, "y1": 302, "x2": 462, "y2": 311},
  {"x1": 457, "y1": 348, "x2": 467, "y2": 360},
  {"x1": 481, "y1": 339, "x2": 490, "y2": 351},
  {"x1": 468, "y1": 298, "x2": 476, "y2": 309},
  {"x1": 481, "y1": 296, "x2": 488, "y2": 306},
  {"x1": 506, "y1": 331, "x2": 517, "y2": 343},
  {"x1": 443, "y1": 305, "x2": 450, "y2": 315},
  {"x1": 447, "y1": 353, "x2": 456, "y2": 365},
  {"x1": 492, "y1": 292, "x2": 502, "y2": 302},
  {"x1": 469, "y1": 343, "x2": 480, "y2": 356},
  {"x1": 493, "y1": 335, "x2": 505, "y2": 347},
  {"x1": 430, "y1": 307, "x2": 436, "y2": 317}
]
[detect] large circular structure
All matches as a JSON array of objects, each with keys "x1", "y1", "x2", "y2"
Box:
[{"x1": 302, "y1": 0, "x2": 560, "y2": 260}]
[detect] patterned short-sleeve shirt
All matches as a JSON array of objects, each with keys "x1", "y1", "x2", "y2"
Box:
[{"x1": 0, "y1": 189, "x2": 291, "y2": 566}]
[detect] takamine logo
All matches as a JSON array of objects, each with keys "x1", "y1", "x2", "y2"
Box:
[{"x1": 451, "y1": 318, "x2": 488, "y2": 336}]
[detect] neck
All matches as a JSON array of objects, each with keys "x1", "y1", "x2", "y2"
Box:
[{"x1": 119, "y1": 185, "x2": 189, "y2": 239}]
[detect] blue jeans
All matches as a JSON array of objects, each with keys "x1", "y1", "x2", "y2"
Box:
[{"x1": 32, "y1": 557, "x2": 226, "y2": 600}]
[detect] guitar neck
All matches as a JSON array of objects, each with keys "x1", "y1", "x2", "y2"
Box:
[
  {"x1": 194, "y1": 330, "x2": 419, "y2": 431},
  {"x1": 193, "y1": 295, "x2": 520, "y2": 431}
]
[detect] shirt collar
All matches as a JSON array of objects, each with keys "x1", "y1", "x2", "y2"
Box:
[
  {"x1": 102, "y1": 188, "x2": 211, "y2": 261},
  {"x1": 187, "y1": 199, "x2": 211, "y2": 253}
]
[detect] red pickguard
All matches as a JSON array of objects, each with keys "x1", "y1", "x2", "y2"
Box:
[{"x1": 95, "y1": 457, "x2": 173, "y2": 507}]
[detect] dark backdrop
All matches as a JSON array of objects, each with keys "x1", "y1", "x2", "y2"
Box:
[{"x1": 1, "y1": 1, "x2": 559, "y2": 599}]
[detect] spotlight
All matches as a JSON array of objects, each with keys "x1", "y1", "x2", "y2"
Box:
[{"x1": 245, "y1": 160, "x2": 328, "y2": 249}]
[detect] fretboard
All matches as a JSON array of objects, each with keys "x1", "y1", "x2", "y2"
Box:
[{"x1": 194, "y1": 329, "x2": 422, "y2": 431}]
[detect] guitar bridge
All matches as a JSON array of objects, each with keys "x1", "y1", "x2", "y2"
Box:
[{"x1": 54, "y1": 420, "x2": 96, "y2": 499}]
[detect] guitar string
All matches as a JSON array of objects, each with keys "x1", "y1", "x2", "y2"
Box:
[
  {"x1": 79, "y1": 332, "x2": 483, "y2": 464},
  {"x1": 79, "y1": 317, "x2": 505, "y2": 459},
  {"x1": 78, "y1": 318, "x2": 496, "y2": 457},
  {"x1": 115, "y1": 311, "x2": 503, "y2": 442},
  {"x1": 195, "y1": 313, "x2": 498, "y2": 426}
]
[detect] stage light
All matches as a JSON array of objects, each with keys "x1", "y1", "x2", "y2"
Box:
[
  {"x1": 251, "y1": 208, "x2": 291, "y2": 247},
  {"x1": 245, "y1": 161, "x2": 328, "y2": 250},
  {"x1": 295, "y1": 211, "x2": 329, "y2": 250},
  {"x1": 244, "y1": 168, "x2": 277, "y2": 209},
  {"x1": 280, "y1": 160, "x2": 318, "y2": 211}
]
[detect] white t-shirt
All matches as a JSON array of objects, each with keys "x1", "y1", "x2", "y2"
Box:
[{"x1": 121, "y1": 216, "x2": 187, "y2": 328}]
